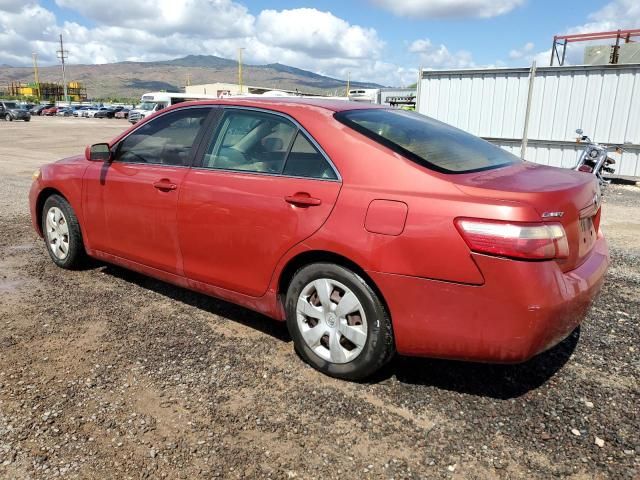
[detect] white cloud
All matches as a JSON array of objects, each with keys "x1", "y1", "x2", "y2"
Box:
[
  {"x1": 371, "y1": 0, "x2": 524, "y2": 18},
  {"x1": 516, "y1": 0, "x2": 640, "y2": 67},
  {"x1": 570, "y1": 0, "x2": 640, "y2": 34},
  {"x1": 256, "y1": 9, "x2": 384, "y2": 60},
  {"x1": 0, "y1": 0, "x2": 23, "y2": 13},
  {"x1": 55, "y1": 0, "x2": 255, "y2": 38},
  {"x1": 0, "y1": 2, "x2": 410, "y2": 86},
  {"x1": 508, "y1": 42, "x2": 534, "y2": 60},
  {"x1": 408, "y1": 38, "x2": 474, "y2": 69}
]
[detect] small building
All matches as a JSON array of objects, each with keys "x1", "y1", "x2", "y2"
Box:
[
  {"x1": 6, "y1": 81, "x2": 87, "y2": 102},
  {"x1": 186, "y1": 82, "x2": 319, "y2": 97}
]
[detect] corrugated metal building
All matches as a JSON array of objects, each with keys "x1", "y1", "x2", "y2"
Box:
[{"x1": 417, "y1": 64, "x2": 640, "y2": 178}]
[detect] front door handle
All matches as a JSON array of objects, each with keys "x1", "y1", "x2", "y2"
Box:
[
  {"x1": 285, "y1": 193, "x2": 322, "y2": 207},
  {"x1": 153, "y1": 179, "x2": 177, "y2": 191}
]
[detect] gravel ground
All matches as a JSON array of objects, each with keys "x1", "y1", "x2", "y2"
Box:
[{"x1": 0, "y1": 117, "x2": 638, "y2": 479}]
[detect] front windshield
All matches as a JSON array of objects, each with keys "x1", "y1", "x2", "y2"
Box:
[{"x1": 137, "y1": 102, "x2": 156, "y2": 111}]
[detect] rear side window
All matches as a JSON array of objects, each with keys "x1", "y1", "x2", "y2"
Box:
[
  {"x1": 283, "y1": 132, "x2": 338, "y2": 180},
  {"x1": 335, "y1": 109, "x2": 520, "y2": 173}
]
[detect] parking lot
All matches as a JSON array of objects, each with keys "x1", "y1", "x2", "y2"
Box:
[{"x1": 0, "y1": 116, "x2": 638, "y2": 479}]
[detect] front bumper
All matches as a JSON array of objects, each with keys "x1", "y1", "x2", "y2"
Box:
[{"x1": 369, "y1": 234, "x2": 609, "y2": 363}]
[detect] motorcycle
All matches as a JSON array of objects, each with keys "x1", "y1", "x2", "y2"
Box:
[{"x1": 574, "y1": 128, "x2": 620, "y2": 187}]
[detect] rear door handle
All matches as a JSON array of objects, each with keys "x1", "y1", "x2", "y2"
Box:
[
  {"x1": 285, "y1": 194, "x2": 322, "y2": 207},
  {"x1": 153, "y1": 179, "x2": 177, "y2": 191}
]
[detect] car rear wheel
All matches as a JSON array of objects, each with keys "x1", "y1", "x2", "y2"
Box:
[
  {"x1": 41, "y1": 195, "x2": 86, "y2": 269},
  {"x1": 285, "y1": 263, "x2": 395, "y2": 381},
  {"x1": 5, "y1": 114, "x2": 11, "y2": 121}
]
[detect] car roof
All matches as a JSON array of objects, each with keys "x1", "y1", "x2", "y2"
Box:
[{"x1": 182, "y1": 97, "x2": 387, "y2": 113}]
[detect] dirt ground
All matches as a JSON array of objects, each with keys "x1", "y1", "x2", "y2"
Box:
[{"x1": 0, "y1": 116, "x2": 638, "y2": 479}]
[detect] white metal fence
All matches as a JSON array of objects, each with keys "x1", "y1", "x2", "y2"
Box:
[{"x1": 417, "y1": 64, "x2": 640, "y2": 178}]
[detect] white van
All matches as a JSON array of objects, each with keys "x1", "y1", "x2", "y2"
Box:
[
  {"x1": 347, "y1": 88, "x2": 380, "y2": 103},
  {"x1": 128, "y1": 92, "x2": 220, "y2": 124}
]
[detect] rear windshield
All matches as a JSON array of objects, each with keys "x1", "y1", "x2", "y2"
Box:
[{"x1": 335, "y1": 109, "x2": 520, "y2": 174}]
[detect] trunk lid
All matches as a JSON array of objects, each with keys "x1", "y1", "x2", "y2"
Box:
[{"x1": 451, "y1": 162, "x2": 601, "y2": 271}]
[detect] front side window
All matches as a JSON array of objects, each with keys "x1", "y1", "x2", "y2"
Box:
[
  {"x1": 335, "y1": 109, "x2": 520, "y2": 174},
  {"x1": 114, "y1": 107, "x2": 210, "y2": 166},
  {"x1": 202, "y1": 109, "x2": 338, "y2": 180}
]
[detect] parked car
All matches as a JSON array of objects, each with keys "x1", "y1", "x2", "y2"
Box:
[
  {"x1": 114, "y1": 108, "x2": 130, "y2": 119},
  {"x1": 83, "y1": 107, "x2": 106, "y2": 118},
  {"x1": 73, "y1": 107, "x2": 89, "y2": 117},
  {"x1": 29, "y1": 99, "x2": 610, "y2": 381},
  {"x1": 42, "y1": 106, "x2": 58, "y2": 116},
  {"x1": 94, "y1": 107, "x2": 117, "y2": 119},
  {"x1": 30, "y1": 105, "x2": 53, "y2": 116},
  {"x1": 0, "y1": 101, "x2": 31, "y2": 121},
  {"x1": 56, "y1": 108, "x2": 74, "y2": 117}
]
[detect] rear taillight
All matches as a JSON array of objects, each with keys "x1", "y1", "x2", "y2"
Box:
[
  {"x1": 578, "y1": 165, "x2": 593, "y2": 173},
  {"x1": 455, "y1": 218, "x2": 569, "y2": 260}
]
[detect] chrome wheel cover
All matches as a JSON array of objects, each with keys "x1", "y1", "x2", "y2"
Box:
[
  {"x1": 45, "y1": 206, "x2": 70, "y2": 260},
  {"x1": 296, "y1": 278, "x2": 368, "y2": 364}
]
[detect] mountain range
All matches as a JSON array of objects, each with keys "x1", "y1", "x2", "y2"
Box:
[{"x1": 0, "y1": 54, "x2": 383, "y2": 99}]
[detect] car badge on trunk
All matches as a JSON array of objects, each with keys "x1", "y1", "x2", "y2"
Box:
[{"x1": 542, "y1": 211, "x2": 564, "y2": 218}]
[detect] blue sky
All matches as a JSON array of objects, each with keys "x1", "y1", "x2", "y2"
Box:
[
  {"x1": 2, "y1": 0, "x2": 638, "y2": 85},
  {"x1": 241, "y1": 0, "x2": 606, "y2": 64}
]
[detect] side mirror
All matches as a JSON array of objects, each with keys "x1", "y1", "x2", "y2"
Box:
[
  {"x1": 88, "y1": 143, "x2": 112, "y2": 162},
  {"x1": 575, "y1": 128, "x2": 583, "y2": 135}
]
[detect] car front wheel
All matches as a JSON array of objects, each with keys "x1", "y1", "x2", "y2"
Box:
[
  {"x1": 5, "y1": 114, "x2": 11, "y2": 121},
  {"x1": 41, "y1": 194, "x2": 86, "y2": 269},
  {"x1": 285, "y1": 263, "x2": 395, "y2": 381}
]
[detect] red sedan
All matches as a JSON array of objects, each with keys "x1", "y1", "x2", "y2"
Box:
[
  {"x1": 42, "y1": 106, "x2": 59, "y2": 116},
  {"x1": 29, "y1": 98, "x2": 609, "y2": 380}
]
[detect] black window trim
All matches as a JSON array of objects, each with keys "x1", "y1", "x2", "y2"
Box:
[
  {"x1": 191, "y1": 106, "x2": 342, "y2": 183},
  {"x1": 111, "y1": 105, "x2": 220, "y2": 169},
  {"x1": 334, "y1": 109, "x2": 516, "y2": 175}
]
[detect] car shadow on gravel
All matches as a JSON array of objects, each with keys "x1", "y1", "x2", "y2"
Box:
[
  {"x1": 100, "y1": 264, "x2": 291, "y2": 342},
  {"x1": 97, "y1": 263, "x2": 577, "y2": 397},
  {"x1": 380, "y1": 328, "x2": 580, "y2": 399}
]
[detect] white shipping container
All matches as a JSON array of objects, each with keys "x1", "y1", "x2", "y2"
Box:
[{"x1": 417, "y1": 64, "x2": 640, "y2": 178}]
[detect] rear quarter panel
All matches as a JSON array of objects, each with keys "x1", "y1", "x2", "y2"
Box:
[{"x1": 289, "y1": 115, "x2": 542, "y2": 284}]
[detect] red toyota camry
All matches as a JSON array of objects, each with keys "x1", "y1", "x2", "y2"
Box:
[{"x1": 29, "y1": 98, "x2": 609, "y2": 380}]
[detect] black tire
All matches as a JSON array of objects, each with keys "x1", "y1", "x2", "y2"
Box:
[
  {"x1": 285, "y1": 263, "x2": 395, "y2": 381},
  {"x1": 24, "y1": 117, "x2": 30, "y2": 122},
  {"x1": 5, "y1": 114, "x2": 12, "y2": 121},
  {"x1": 41, "y1": 194, "x2": 87, "y2": 269}
]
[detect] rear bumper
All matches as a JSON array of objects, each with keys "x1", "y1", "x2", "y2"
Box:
[{"x1": 370, "y1": 233, "x2": 609, "y2": 363}]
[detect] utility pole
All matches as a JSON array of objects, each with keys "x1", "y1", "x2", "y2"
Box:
[
  {"x1": 346, "y1": 71, "x2": 350, "y2": 97},
  {"x1": 32, "y1": 52, "x2": 41, "y2": 102},
  {"x1": 238, "y1": 47, "x2": 245, "y2": 94},
  {"x1": 56, "y1": 34, "x2": 69, "y2": 104},
  {"x1": 521, "y1": 60, "x2": 537, "y2": 159}
]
